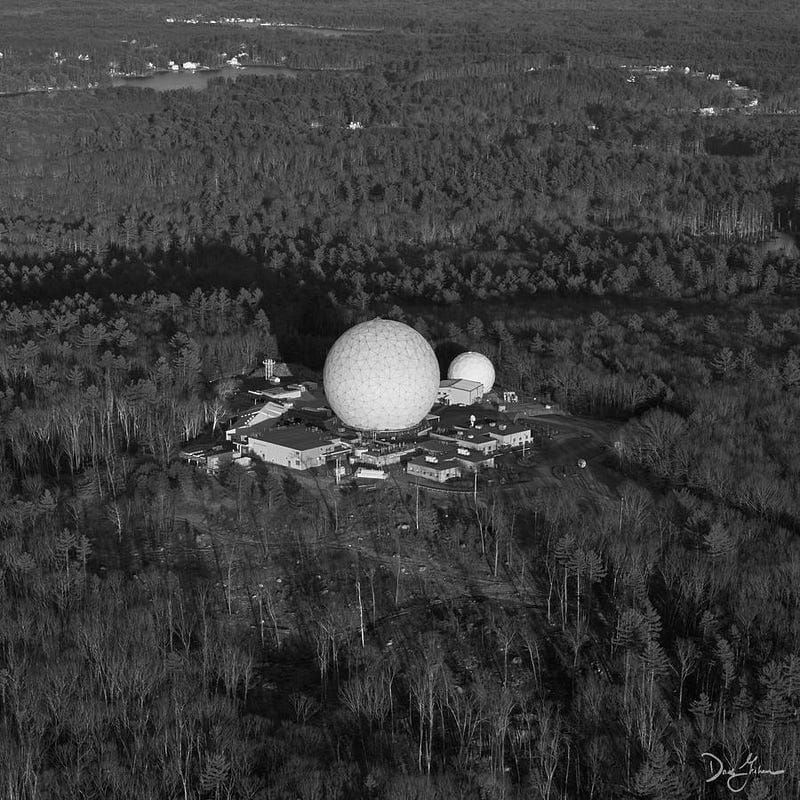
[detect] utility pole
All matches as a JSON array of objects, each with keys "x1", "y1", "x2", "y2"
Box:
[{"x1": 356, "y1": 575, "x2": 365, "y2": 648}]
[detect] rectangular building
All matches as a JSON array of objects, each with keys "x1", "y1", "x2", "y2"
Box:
[
  {"x1": 406, "y1": 454, "x2": 461, "y2": 483},
  {"x1": 419, "y1": 438, "x2": 495, "y2": 472},
  {"x1": 241, "y1": 426, "x2": 347, "y2": 470},
  {"x1": 485, "y1": 422, "x2": 533, "y2": 448},
  {"x1": 437, "y1": 378, "x2": 484, "y2": 406}
]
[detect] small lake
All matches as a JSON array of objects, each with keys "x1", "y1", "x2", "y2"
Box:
[{"x1": 111, "y1": 64, "x2": 358, "y2": 92}]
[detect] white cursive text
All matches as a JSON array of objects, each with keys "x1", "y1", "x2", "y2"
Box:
[{"x1": 702, "y1": 752, "x2": 785, "y2": 793}]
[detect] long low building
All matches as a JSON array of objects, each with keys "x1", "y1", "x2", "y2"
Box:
[
  {"x1": 407, "y1": 454, "x2": 461, "y2": 483},
  {"x1": 237, "y1": 425, "x2": 349, "y2": 470}
]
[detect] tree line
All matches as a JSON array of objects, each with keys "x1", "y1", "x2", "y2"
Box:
[{"x1": 3, "y1": 63, "x2": 800, "y2": 264}]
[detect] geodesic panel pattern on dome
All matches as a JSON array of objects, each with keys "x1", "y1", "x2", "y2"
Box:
[
  {"x1": 447, "y1": 351, "x2": 495, "y2": 395},
  {"x1": 323, "y1": 319, "x2": 440, "y2": 431}
]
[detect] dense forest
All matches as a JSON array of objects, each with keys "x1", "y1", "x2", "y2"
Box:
[{"x1": 1, "y1": 1, "x2": 800, "y2": 798}]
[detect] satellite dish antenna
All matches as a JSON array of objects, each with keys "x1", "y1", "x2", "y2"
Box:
[{"x1": 577, "y1": 458, "x2": 587, "y2": 469}]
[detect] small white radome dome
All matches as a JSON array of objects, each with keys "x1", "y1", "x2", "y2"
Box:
[
  {"x1": 323, "y1": 319, "x2": 440, "y2": 431},
  {"x1": 447, "y1": 351, "x2": 495, "y2": 394}
]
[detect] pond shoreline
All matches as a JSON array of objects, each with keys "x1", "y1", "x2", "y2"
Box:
[
  {"x1": 111, "y1": 63, "x2": 361, "y2": 91},
  {"x1": 0, "y1": 64, "x2": 362, "y2": 98}
]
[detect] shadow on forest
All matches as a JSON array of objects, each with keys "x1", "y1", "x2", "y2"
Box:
[
  {"x1": 434, "y1": 341, "x2": 467, "y2": 378},
  {"x1": 179, "y1": 241, "x2": 349, "y2": 370}
]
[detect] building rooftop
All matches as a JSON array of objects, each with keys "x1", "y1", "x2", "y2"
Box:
[
  {"x1": 434, "y1": 430, "x2": 495, "y2": 445},
  {"x1": 458, "y1": 421, "x2": 531, "y2": 436},
  {"x1": 228, "y1": 391, "x2": 268, "y2": 414},
  {"x1": 263, "y1": 386, "x2": 304, "y2": 401},
  {"x1": 284, "y1": 407, "x2": 334, "y2": 428},
  {"x1": 179, "y1": 439, "x2": 235, "y2": 458},
  {"x1": 240, "y1": 373, "x2": 294, "y2": 394},
  {"x1": 419, "y1": 438, "x2": 495, "y2": 464},
  {"x1": 439, "y1": 378, "x2": 483, "y2": 391},
  {"x1": 419, "y1": 438, "x2": 456, "y2": 455},
  {"x1": 247, "y1": 425, "x2": 339, "y2": 452},
  {"x1": 237, "y1": 417, "x2": 281, "y2": 440},
  {"x1": 452, "y1": 448, "x2": 496, "y2": 465},
  {"x1": 485, "y1": 422, "x2": 532, "y2": 436},
  {"x1": 363, "y1": 441, "x2": 418, "y2": 457},
  {"x1": 408, "y1": 455, "x2": 460, "y2": 472},
  {"x1": 242, "y1": 399, "x2": 287, "y2": 419}
]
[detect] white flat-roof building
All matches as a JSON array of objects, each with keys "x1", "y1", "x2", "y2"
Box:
[
  {"x1": 481, "y1": 422, "x2": 532, "y2": 448},
  {"x1": 437, "y1": 378, "x2": 484, "y2": 406},
  {"x1": 238, "y1": 426, "x2": 348, "y2": 470}
]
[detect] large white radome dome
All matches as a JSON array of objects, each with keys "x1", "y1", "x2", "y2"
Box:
[
  {"x1": 323, "y1": 319, "x2": 440, "y2": 432},
  {"x1": 447, "y1": 351, "x2": 495, "y2": 394}
]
